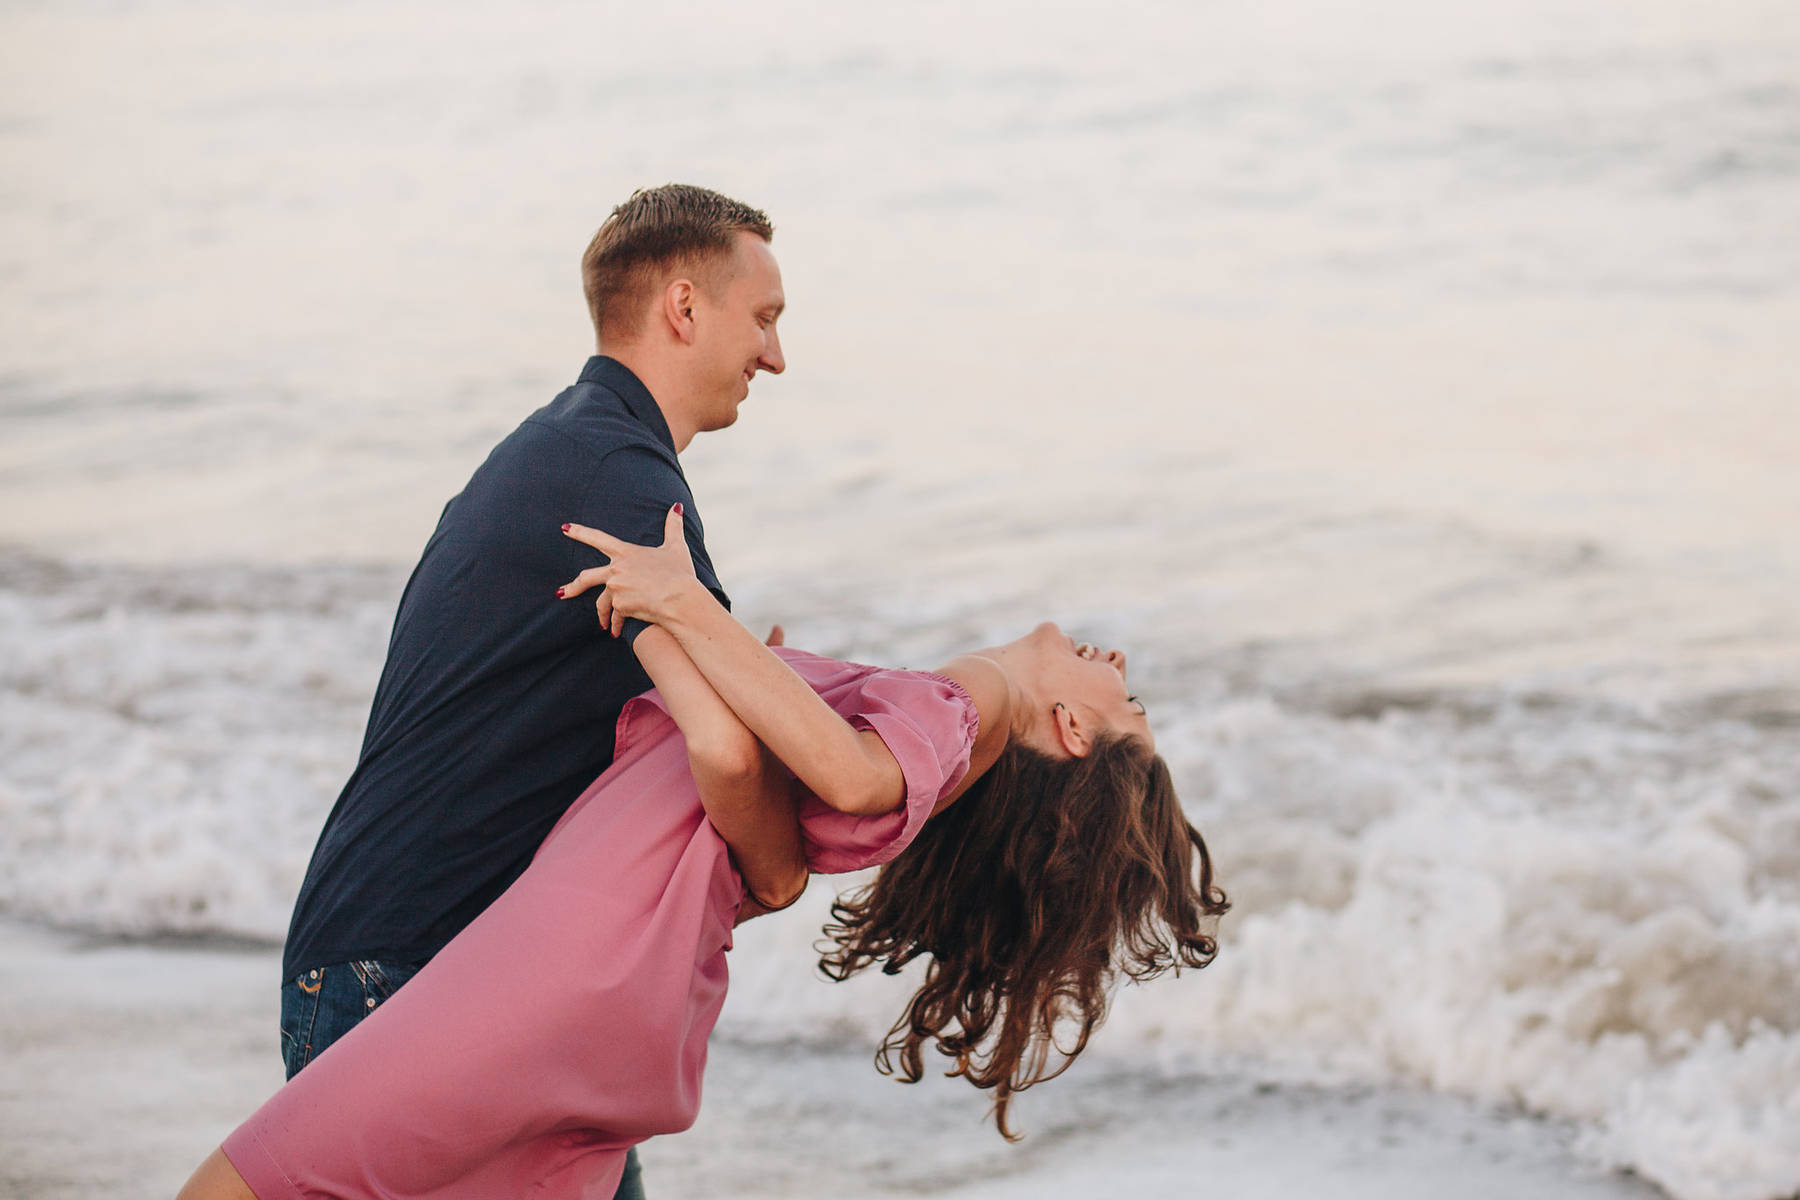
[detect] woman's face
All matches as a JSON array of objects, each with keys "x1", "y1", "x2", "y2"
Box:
[{"x1": 977, "y1": 622, "x2": 1153, "y2": 754}]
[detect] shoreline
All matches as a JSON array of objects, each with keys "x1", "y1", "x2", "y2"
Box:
[{"x1": 0, "y1": 917, "x2": 1667, "y2": 1200}]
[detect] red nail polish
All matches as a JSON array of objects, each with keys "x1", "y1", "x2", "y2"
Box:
[
  {"x1": 672, "y1": 502, "x2": 683, "y2": 516},
  {"x1": 555, "y1": 588, "x2": 565, "y2": 598},
  {"x1": 561, "y1": 523, "x2": 571, "y2": 533}
]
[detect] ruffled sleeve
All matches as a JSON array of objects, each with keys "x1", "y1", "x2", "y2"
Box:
[{"x1": 796, "y1": 668, "x2": 980, "y2": 875}]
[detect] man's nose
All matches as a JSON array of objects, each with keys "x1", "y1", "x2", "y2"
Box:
[{"x1": 760, "y1": 331, "x2": 786, "y2": 375}]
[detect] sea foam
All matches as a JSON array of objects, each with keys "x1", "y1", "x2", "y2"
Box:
[
  {"x1": 3, "y1": 552, "x2": 1797, "y2": 1199},
  {"x1": 725, "y1": 687, "x2": 1800, "y2": 1200}
]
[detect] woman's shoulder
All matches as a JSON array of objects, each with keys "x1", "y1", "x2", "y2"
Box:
[{"x1": 790, "y1": 654, "x2": 982, "y2": 875}]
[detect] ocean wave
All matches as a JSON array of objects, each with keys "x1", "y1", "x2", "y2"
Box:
[
  {"x1": 0, "y1": 551, "x2": 399, "y2": 939},
  {"x1": 724, "y1": 688, "x2": 1800, "y2": 1200},
  {"x1": 2, "y1": 552, "x2": 1796, "y2": 1198}
]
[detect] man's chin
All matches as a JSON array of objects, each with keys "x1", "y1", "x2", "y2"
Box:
[{"x1": 703, "y1": 407, "x2": 742, "y2": 433}]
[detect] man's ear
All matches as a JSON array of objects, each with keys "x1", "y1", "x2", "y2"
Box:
[
  {"x1": 662, "y1": 278, "x2": 697, "y2": 344},
  {"x1": 1052, "y1": 702, "x2": 1092, "y2": 758}
]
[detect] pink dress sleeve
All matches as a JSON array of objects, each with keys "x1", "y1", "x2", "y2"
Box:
[{"x1": 796, "y1": 667, "x2": 979, "y2": 874}]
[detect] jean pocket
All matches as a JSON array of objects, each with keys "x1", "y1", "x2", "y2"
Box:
[{"x1": 280, "y1": 967, "x2": 328, "y2": 1078}]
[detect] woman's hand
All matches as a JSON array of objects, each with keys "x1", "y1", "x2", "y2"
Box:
[
  {"x1": 564, "y1": 511, "x2": 903, "y2": 819},
  {"x1": 558, "y1": 504, "x2": 701, "y2": 636}
]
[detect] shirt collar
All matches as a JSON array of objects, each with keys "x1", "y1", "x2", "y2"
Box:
[{"x1": 578, "y1": 356, "x2": 676, "y2": 454}]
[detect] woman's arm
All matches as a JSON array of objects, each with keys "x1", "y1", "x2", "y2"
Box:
[
  {"x1": 176, "y1": 1146, "x2": 257, "y2": 1200},
  {"x1": 645, "y1": 586, "x2": 907, "y2": 818},
  {"x1": 561, "y1": 509, "x2": 908, "y2": 818},
  {"x1": 631, "y1": 625, "x2": 808, "y2": 913}
]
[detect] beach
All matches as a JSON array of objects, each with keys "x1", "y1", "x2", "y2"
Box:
[
  {"x1": 3, "y1": 0, "x2": 1798, "y2": 1196},
  {"x1": 1, "y1": 918, "x2": 1666, "y2": 1200}
]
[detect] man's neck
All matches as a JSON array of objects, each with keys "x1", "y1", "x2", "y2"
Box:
[{"x1": 598, "y1": 344, "x2": 696, "y2": 452}]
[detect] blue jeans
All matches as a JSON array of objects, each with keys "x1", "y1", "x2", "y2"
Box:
[
  {"x1": 280, "y1": 958, "x2": 645, "y2": 1200},
  {"x1": 280, "y1": 958, "x2": 425, "y2": 1078}
]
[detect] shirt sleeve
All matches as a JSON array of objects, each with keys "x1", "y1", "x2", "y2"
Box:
[
  {"x1": 797, "y1": 670, "x2": 980, "y2": 875},
  {"x1": 577, "y1": 443, "x2": 730, "y2": 646}
]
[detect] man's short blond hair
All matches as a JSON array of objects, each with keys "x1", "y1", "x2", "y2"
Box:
[{"x1": 581, "y1": 184, "x2": 774, "y2": 342}]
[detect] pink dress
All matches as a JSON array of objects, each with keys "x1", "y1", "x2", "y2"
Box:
[{"x1": 223, "y1": 650, "x2": 977, "y2": 1199}]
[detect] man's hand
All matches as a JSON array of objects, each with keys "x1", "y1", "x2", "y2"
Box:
[{"x1": 557, "y1": 504, "x2": 701, "y2": 637}]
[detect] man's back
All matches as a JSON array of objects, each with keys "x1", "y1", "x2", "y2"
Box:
[
  {"x1": 253, "y1": 184, "x2": 782, "y2": 1200},
  {"x1": 282, "y1": 357, "x2": 728, "y2": 979}
]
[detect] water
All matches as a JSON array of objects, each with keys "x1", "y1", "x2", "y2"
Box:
[{"x1": 2, "y1": 2, "x2": 1798, "y2": 1198}]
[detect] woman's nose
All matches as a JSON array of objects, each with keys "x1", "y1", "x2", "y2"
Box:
[{"x1": 1106, "y1": 649, "x2": 1127, "y2": 674}]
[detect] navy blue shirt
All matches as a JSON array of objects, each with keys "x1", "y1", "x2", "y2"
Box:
[{"x1": 283, "y1": 357, "x2": 728, "y2": 979}]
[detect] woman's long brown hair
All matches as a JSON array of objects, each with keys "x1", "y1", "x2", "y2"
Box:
[{"x1": 819, "y1": 733, "x2": 1228, "y2": 1138}]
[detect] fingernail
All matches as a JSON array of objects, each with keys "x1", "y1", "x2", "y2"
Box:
[
  {"x1": 561, "y1": 523, "x2": 571, "y2": 533},
  {"x1": 555, "y1": 587, "x2": 565, "y2": 598},
  {"x1": 672, "y1": 502, "x2": 683, "y2": 516}
]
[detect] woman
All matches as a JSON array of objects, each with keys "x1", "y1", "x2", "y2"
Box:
[{"x1": 180, "y1": 507, "x2": 1227, "y2": 1199}]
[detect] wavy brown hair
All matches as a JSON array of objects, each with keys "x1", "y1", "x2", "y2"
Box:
[{"x1": 819, "y1": 733, "x2": 1229, "y2": 1138}]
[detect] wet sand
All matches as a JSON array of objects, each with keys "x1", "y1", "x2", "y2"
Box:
[{"x1": 0, "y1": 919, "x2": 1665, "y2": 1200}]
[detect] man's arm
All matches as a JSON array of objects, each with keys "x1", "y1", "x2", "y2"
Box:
[{"x1": 629, "y1": 626, "x2": 807, "y2": 914}]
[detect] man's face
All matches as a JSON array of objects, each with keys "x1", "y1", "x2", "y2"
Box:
[{"x1": 689, "y1": 231, "x2": 786, "y2": 432}]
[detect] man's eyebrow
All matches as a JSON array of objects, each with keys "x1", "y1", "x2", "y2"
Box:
[{"x1": 762, "y1": 297, "x2": 786, "y2": 316}]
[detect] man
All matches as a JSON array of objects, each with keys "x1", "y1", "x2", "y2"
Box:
[{"x1": 280, "y1": 184, "x2": 784, "y2": 1198}]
